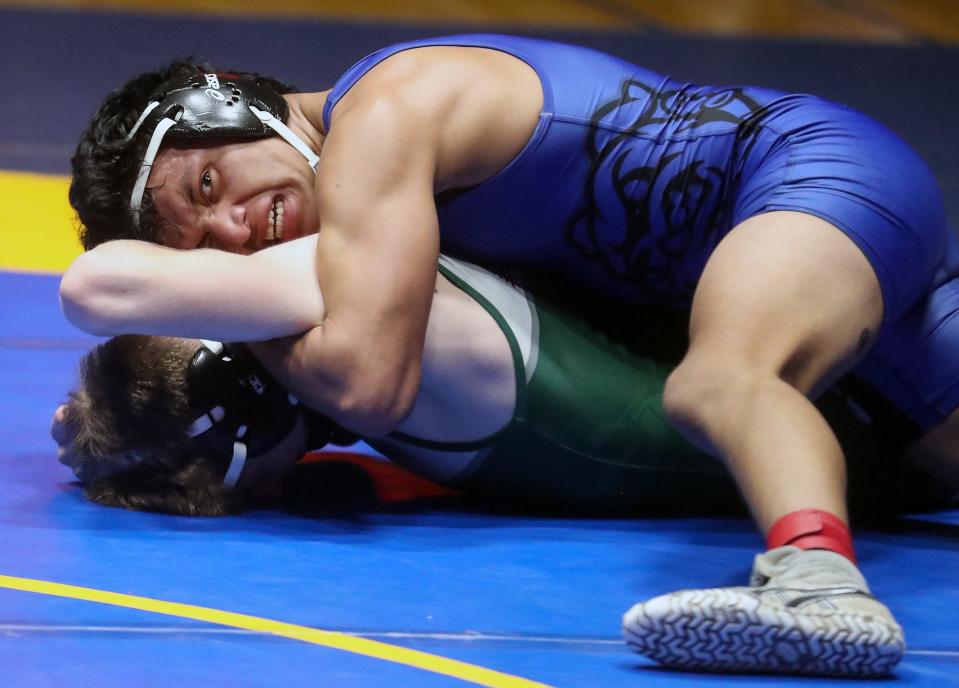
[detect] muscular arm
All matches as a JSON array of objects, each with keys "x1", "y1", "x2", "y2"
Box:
[
  {"x1": 60, "y1": 235, "x2": 325, "y2": 341},
  {"x1": 266, "y1": 88, "x2": 442, "y2": 436}
]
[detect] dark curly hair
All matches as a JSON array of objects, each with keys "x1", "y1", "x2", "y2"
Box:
[
  {"x1": 69, "y1": 60, "x2": 298, "y2": 250},
  {"x1": 63, "y1": 335, "x2": 240, "y2": 516}
]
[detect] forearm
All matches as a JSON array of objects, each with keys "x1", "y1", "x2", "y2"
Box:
[
  {"x1": 60, "y1": 237, "x2": 324, "y2": 340},
  {"x1": 248, "y1": 321, "x2": 422, "y2": 437}
]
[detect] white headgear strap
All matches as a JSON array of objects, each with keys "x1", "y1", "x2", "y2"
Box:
[
  {"x1": 129, "y1": 114, "x2": 178, "y2": 225},
  {"x1": 221, "y1": 426, "x2": 249, "y2": 489},
  {"x1": 249, "y1": 105, "x2": 320, "y2": 170},
  {"x1": 127, "y1": 104, "x2": 319, "y2": 227}
]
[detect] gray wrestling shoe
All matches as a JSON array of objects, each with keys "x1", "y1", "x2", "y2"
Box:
[{"x1": 622, "y1": 546, "x2": 905, "y2": 677}]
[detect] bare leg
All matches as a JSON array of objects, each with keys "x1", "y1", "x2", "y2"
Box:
[
  {"x1": 624, "y1": 212, "x2": 905, "y2": 677},
  {"x1": 662, "y1": 211, "x2": 883, "y2": 531}
]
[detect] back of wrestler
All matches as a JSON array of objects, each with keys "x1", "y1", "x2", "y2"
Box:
[{"x1": 324, "y1": 35, "x2": 944, "y2": 310}]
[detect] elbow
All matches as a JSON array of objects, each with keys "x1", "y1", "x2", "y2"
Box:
[
  {"x1": 291, "y1": 324, "x2": 423, "y2": 437},
  {"x1": 59, "y1": 247, "x2": 137, "y2": 335},
  {"x1": 59, "y1": 253, "x2": 105, "y2": 334}
]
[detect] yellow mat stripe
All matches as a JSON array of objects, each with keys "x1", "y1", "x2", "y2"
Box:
[
  {"x1": 0, "y1": 171, "x2": 80, "y2": 274},
  {"x1": 0, "y1": 574, "x2": 553, "y2": 687}
]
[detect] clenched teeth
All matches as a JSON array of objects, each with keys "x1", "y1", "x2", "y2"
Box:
[{"x1": 267, "y1": 199, "x2": 285, "y2": 240}]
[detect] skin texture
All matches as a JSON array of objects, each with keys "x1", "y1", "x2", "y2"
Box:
[
  {"x1": 290, "y1": 48, "x2": 542, "y2": 436},
  {"x1": 147, "y1": 98, "x2": 324, "y2": 252},
  {"x1": 662, "y1": 212, "x2": 884, "y2": 530},
  {"x1": 61, "y1": 238, "x2": 326, "y2": 340}
]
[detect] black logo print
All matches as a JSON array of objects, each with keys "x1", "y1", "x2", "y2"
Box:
[{"x1": 565, "y1": 79, "x2": 771, "y2": 300}]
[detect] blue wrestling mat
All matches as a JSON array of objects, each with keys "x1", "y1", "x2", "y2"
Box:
[{"x1": 1, "y1": 3, "x2": 957, "y2": 686}]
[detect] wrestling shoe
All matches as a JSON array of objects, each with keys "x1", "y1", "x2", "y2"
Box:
[{"x1": 622, "y1": 546, "x2": 904, "y2": 677}]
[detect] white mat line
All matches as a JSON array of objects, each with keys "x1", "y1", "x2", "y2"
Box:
[
  {"x1": 0, "y1": 624, "x2": 618, "y2": 644},
  {"x1": 2, "y1": 624, "x2": 957, "y2": 657}
]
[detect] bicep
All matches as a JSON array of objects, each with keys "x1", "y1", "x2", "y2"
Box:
[
  {"x1": 314, "y1": 96, "x2": 441, "y2": 367},
  {"x1": 267, "y1": 93, "x2": 445, "y2": 433}
]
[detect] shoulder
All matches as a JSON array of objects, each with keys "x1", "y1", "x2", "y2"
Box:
[
  {"x1": 318, "y1": 49, "x2": 466, "y2": 177},
  {"x1": 324, "y1": 44, "x2": 543, "y2": 189},
  {"x1": 333, "y1": 45, "x2": 535, "y2": 121}
]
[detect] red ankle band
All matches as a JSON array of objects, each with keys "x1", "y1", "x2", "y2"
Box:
[{"x1": 766, "y1": 509, "x2": 856, "y2": 563}]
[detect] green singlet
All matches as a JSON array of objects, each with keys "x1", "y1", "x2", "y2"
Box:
[{"x1": 369, "y1": 257, "x2": 943, "y2": 515}]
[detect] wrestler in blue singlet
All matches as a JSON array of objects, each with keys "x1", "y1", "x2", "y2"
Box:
[
  {"x1": 857, "y1": 234, "x2": 959, "y2": 430},
  {"x1": 323, "y1": 34, "x2": 956, "y2": 433}
]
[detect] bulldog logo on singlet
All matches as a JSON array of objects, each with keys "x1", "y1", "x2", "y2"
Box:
[{"x1": 565, "y1": 79, "x2": 771, "y2": 301}]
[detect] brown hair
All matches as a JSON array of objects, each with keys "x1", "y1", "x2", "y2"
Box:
[
  {"x1": 70, "y1": 60, "x2": 298, "y2": 249},
  {"x1": 64, "y1": 335, "x2": 240, "y2": 515}
]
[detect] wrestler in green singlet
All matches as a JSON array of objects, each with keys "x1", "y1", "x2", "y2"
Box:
[{"x1": 370, "y1": 258, "x2": 944, "y2": 515}]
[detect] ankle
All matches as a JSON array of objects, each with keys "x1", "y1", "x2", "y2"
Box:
[{"x1": 766, "y1": 509, "x2": 856, "y2": 563}]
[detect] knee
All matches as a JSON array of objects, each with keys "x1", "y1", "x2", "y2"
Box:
[
  {"x1": 662, "y1": 355, "x2": 760, "y2": 434},
  {"x1": 662, "y1": 360, "x2": 709, "y2": 432}
]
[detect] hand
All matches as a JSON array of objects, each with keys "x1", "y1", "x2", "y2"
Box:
[{"x1": 51, "y1": 404, "x2": 84, "y2": 478}]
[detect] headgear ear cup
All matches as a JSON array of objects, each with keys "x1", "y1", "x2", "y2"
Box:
[{"x1": 186, "y1": 342, "x2": 351, "y2": 487}]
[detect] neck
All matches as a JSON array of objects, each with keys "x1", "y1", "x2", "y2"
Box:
[{"x1": 284, "y1": 91, "x2": 330, "y2": 157}]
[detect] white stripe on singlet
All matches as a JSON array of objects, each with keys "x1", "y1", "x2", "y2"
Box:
[{"x1": 438, "y1": 255, "x2": 540, "y2": 382}]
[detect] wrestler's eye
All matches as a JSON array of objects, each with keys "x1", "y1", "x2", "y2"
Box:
[{"x1": 200, "y1": 169, "x2": 213, "y2": 198}]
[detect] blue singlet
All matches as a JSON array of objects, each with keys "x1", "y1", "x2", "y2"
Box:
[{"x1": 323, "y1": 34, "x2": 956, "y2": 431}]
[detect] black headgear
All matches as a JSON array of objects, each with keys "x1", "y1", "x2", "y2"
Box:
[
  {"x1": 186, "y1": 341, "x2": 353, "y2": 488},
  {"x1": 126, "y1": 71, "x2": 319, "y2": 224}
]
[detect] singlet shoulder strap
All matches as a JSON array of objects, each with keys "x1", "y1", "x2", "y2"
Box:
[{"x1": 322, "y1": 34, "x2": 554, "y2": 132}]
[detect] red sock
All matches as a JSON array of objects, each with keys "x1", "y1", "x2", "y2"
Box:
[{"x1": 766, "y1": 509, "x2": 856, "y2": 563}]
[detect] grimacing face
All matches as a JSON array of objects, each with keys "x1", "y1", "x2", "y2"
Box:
[{"x1": 147, "y1": 136, "x2": 319, "y2": 253}]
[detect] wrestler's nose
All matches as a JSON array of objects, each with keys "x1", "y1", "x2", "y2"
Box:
[{"x1": 205, "y1": 204, "x2": 251, "y2": 251}]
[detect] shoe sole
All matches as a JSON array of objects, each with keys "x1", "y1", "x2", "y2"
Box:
[{"x1": 622, "y1": 589, "x2": 905, "y2": 677}]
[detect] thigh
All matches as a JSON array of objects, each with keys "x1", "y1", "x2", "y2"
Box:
[{"x1": 687, "y1": 210, "x2": 883, "y2": 394}]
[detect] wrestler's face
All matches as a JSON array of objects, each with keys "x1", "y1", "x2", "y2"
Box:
[{"x1": 147, "y1": 136, "x2": 319, "y2": 253}]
